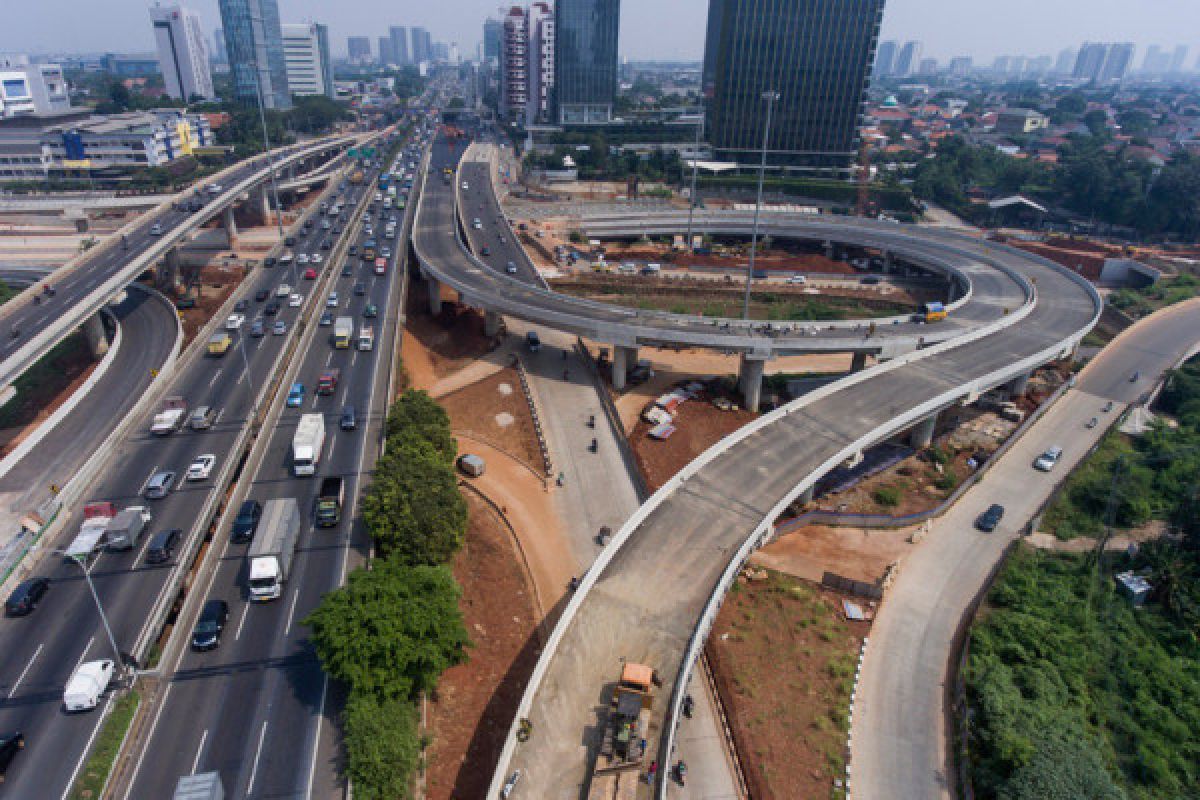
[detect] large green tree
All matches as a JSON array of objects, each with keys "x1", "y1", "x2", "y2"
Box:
[
  {"x1": 343, "y1": 693, "x2": 422, "y2": 800},
  {"x1": 361, "y1": 439, "x2": 467, "y2": 563},
  {"x1": 385, "y1": 390, "x2": 456, "y2": 464}
]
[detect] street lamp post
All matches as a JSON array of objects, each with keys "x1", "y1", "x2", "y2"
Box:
[
  {"x1": 742, "y1": 90, "x2": 779, "y2": 320},
  {"x1": 54, "y1": 550, "x2": 123, "y2": 669},
  {"x1": 685, "y1": 103, "x2": 705, "y2": 255},
  {"x1": 249, "y1": 61, "x2": 285, "y2": 240}
]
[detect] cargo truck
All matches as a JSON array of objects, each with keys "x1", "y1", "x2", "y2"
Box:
[
  {"x1": 173, "y1": 772, "x2": 225, "y2": 800},
  {"x1": 315, "y1": 476, "x2": 344, "y2": 527},
  {"x1": 65, "y1": 502, "x2": 117, "y2": 562},
  {"x1": 334, "y1": 317, "x2": 354, "y2": 348},
  {"x1": 292, "y1": 413, "x2": 325, "y2": 476},
  {"x1": 246, "y1": 497, "x2": 300, "y2": 601},
  {"x1": 317, "y1": 368, "x2": 340, "y2": 395},
  {"x1": 104, "y1": 506, "x2": 151, "y2": 551},
  {"x1": 586, "y1": 663, "x2": 656, "y2": 800},
  {"x1": 150, "y1": 396, "x2": 188, "y2": 435}
]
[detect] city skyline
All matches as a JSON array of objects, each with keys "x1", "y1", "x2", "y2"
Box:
[{"x1": 1, "y1": 0, "x2": 1196, "y2": 64}]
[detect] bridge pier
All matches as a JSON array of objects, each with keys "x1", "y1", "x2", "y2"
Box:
[
  {"x1": 883, "y1": 250, "x2": 895, "y2": 273},
  {"x1": 427, "y1": 275, "x2": 443, "y2": 315},
  {"x1": 484, "y1": 310, "x2": 501, "y2": 338},
  {"x1": 83, "y1": 313, "x2": 109, "y2": 357},
  {"x1": 797, "y1": 485, "x2": 815, "y2": 505},
  {"x1": 157, "y1": 247, "x2": 181, "y2": 290},
  {"x1": 251, "y1": 184, "x2": 271, "y2": 225},
  {"x1": 612, "y1": 345, "x2": 639, "y2": 391},
  {"x1": 1006, "y1": 371, "x2": 1031, "y2": 398},
  {"x1": 738, "y1": 354, "x2": 768, "y2": 412},
  {"x1": 222, "y1": 206, "x2": 238, "y2": 246},
  {"x1": 909, "y1": 412, "x2": 938, "y2": 449},
  {"x1": 851, "y1": 352, "x2": 868, "y2": 372}
]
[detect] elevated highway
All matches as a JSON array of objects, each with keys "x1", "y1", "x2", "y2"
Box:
[{"x1": 407, "y1": 135, "x2": 1100, "y2": 798}]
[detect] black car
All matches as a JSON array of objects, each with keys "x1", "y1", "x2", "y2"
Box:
[
  {"x1": 284, "y1": 236, "x2": 296, "y2": 246},
  {"x1": 144, "y1": 529, "x2": 181, "y2": 565},
  {"x1": 263, "y1": 300, "x2": 281, "y2": 316},
  {"x1": 321, "y1": 239, "x2": 332, "y2": 250},
  {"x1": 340, "y1": 404, "x2": 357, "y2": 431},
  {"x1": 341, "y1": 264, "x2": 353, "y2": 277},
  {"x1": 348, "y1": 245, "x2": 358, "y2": 256},
  {"x1": 233, "y1": 299, "x2": 248, "y2": 313},
  {"x1": 264, "y1": 257, "x2": 277, "y2": 267},
  {"x1": 255, "y1": 288, "x2": 269, "y2": 302},
  {"x1": 4, "y1": 577, "x2": 49, "y2": 617},
  {"x1": 353, "y1": 281, "x2": 366, "y2": 296},
  {"x1": 191, "y1": 599, "x2": 229, "y2": 651},
  {"x1": 231, "y1": 499, "x2": 262, "y2": 543},
  {"x1": 976, "y1": 504, "x2": 1005, "y2": 532},
  {"x1": 0, "y1": 732, "x2": 25, "y2": 782}
]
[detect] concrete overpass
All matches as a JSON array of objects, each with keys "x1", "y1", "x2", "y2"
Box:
[{"x1": 406, "y1": 136, "x2": 1100, "y2": 799}]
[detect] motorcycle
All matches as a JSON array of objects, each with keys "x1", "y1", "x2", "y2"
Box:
[{"x1": 588, "y1": 438, "x2": 598, "y2": 453}]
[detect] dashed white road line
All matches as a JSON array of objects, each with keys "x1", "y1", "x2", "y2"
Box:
[
  {"x1": 8, "y1": 642, "x2": 43, "y2": 699},
  {"x1": 190, "y1": 729, "x2": 208, "y2": 775},
  {"x1": 246, "y1": 721, "x2": 269, "y2": 795},
  {"x1": 234, "y1": 601, "x2": 251, "y2": 641}
]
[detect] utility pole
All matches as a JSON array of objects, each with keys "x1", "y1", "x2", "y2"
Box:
[{"x1": 742, "y1": 91, "x2": 779, "y2": 320}]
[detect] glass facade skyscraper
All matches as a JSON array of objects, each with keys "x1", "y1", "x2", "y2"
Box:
[
  {"x1": 553, "y1": 0, "x2": 619, "y2": 124},
  {"x1": 218, "y1": 0, "x2": 290, "y2": 109},
  {"x1": 704, "y1": 0, "x2": 884, "y2": 169}
]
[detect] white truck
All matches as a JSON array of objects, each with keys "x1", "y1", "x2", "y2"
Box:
[
  {"x1": 174, "y1": 772, "x2": 225, "y2": 800},
  {"x1": 64, "y1": 502, "x2": 117, "y2": 561},
  {"x1": 246, "y1": 498, "x2": 300, "y2": 601},
  {"x1": 292, "y1": 413, "x2": 325, "y2": 476},
  {"x1": 105, "y1": 506, "x2": 152, "y2": 551},
  {"x1": 151, "y1": 396, "x2": 188, "y2": 436},
  {"x1": 357, "y1": 326, "x2": 375, "y2": 351},
  {"x1": 63, "y1": 659, "x2": 114, "y2": 712}
]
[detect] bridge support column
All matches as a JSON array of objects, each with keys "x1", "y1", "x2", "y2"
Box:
[
  {"x1": 739, "y1": 354, "x2": 768, "y2": 413},
  {"x1": 612, "y1": 345, "x2": 638, "y2": 391},
  {"x1": 157, "y1": 246, "x2": 181, "y2": 290},
  {"x1": 823, "y1": 240, "x2": 834, "y2": 259},
  {"x1": 1007, "y1": 371, "x2": 1031, "y2": 398},
  {"x1": 850, "y1": 352, "x2": 868, "y2": 373},
  {"x1": 427, "y1": 275, "x2": 443, "y2": 315},
  {"x1": 83, "y1": 313, "x2": 109, "y2": 357},
  {"x1": 484, "y1": 310, "x2": 501, "y2": 338},
  {"x1": 222, "y1": 205, "x2": 238, "y2": 246},
  {"x1": 910, "y1": 412, "x2": 938, "y2": 449},
  {"x1": 883, "y1": 250, "x2": 895, "y2": 273},
  {"x1": 797, "y1": 485, "x2": 815, "y2": 505},
  {"x1": 252, "y1": 184, "x2": 271, "y2": 225}
]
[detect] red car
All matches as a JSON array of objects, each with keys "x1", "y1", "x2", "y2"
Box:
[{"x1": 304, "y1": 267, "x2": 317, "y2": 280}]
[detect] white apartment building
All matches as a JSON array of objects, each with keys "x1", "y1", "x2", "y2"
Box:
[
  {"x1": 0, "y1": 58, "x2": 71, "y2": 119},
  {"x1": 527, "y1": 2, "x2": 554, "y2": 125},
  {"x1": 282, "y1": 23, "x2": 333, "y2": 97},
  {"x1": 150, "y1": 4, "x2": 214, "y2": 101}
]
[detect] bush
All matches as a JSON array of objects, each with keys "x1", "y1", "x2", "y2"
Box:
[
  {"x1": 934, "y1": 468, "x2": 959, "y2": 491},
  {"x1": 873, "y1": 486, "x2": 901, "y2": 507},
  {"x1": 385, "y1": 390, "x2": 456, "y2": 464},
  {"x1": 343, "y1": 692, "x2": 422, "y2": 800},
  {"x1": 362, "y1": 439, "x2": 467, "y2": 564}
]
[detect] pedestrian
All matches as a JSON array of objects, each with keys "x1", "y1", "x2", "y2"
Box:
[{"x1": 649, "y1": 760, "x2": 658, "y2": 779}]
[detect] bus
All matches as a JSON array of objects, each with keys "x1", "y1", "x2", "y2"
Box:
[{"x1": 921, "y1": 301, "x2": 947, "y2": 323}]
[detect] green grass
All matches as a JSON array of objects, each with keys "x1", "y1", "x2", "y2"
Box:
[
  {"x1": 1108, "y1": 273, "x2": 1200, "y2": 319},
  {"x1": 0, "y1": 331, "x2": 94, "y2": 430},
  {"x1": 69, "y1": 690, "x2": 140, "y2": 800}
]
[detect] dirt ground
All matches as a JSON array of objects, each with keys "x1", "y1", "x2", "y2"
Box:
[
  {"x1": 631, "y1": 398, "x2": 756, "y2": 492},
  {"x1": 440, "y1": 367, "x2": 544, "y2": 475},
  {"x1": 752, "y1": 525, "x2": 917, "y2": 585},
  {"x1": 424, "y1": 492, "x2": 541, "y2": 800},
  {"x1": 401, "y1": 289, "x2": 497, "y2": 385},
  {"x1": 169, "y1": 262, "x2": 248, "y2": 347},
  {"x1": 707, "y1": 570, "x2": 869, "y2": 800}
]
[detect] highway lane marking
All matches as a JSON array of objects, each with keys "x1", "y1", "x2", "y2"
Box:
[
  {"x1": 325, "y1": 350, "x2": 333, "y2": 367},
  {"x1": 135, "y1": 528, "x2": 156, "y2": 565},
  {"x1": 234, "y1": 601, "x2": 251, "y2": 641},
  {"x1": 350, "y1": 351, "x2": 357, "y2": 368},
  {"x1": 138, "y1": 466, "x2": 160, "y2": 496},
  {"x1": 208, "y1": 369, "x2": 222, "y2": 388},
  {"x1": 246, "y1": 721, "x2": 269, "y2": 795},
  {"x1": 326, "y1": 436, "x2": 336, "y2": 462},
  {"x1": 175, "y1": 471, "x2": 189, "y2": 492},
  {"x1": 284, "y1": 588, "x2": 300, "y2": 636},
  {"x1": 304, "y1": 675, "x2": 330, "y2": 800},
  {"x1": 121, "y1": 683, "x2": 172, "y2": 798},
  {"x1": 59, "y1": 691, "x2": 116, "y2": 800},
  {"x1": 190, "y1": 729, "x2": 208, "y2": 775},
  {"x1": 8, "y1": 642, "x2": 43, "y2": 699},
  {"x1": 71, "y1": 635, "x2": 96, "y2": 675}
]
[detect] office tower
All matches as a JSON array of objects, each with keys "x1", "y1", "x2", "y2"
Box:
[
  {"x1": 218, "y1": 0, "x2": 290, "y2": 108},
  {"x1": 483, "y1": 18, "x2": 503, "y2": 63},
  {"x1": 1054, "y1": 47, "x2": 1076, "y2": 75},
  {"x1": 213, "y1": 28, "x2": 228, "y2": 63},
  {"x1": 554, "y1": 0, "x2": 619, "y2": 123},
  {"x1": 347, "y1": 36, "x2": 371, "y2": 64},
  {"x1": 1007, "y1": 55, "x2": 1027, "y2": 76},
  {"x1": 410, "y1": 27, "x2": 430, "y2": 63},
  {"x1": 390, "y1": 26, "x2": 409, "y2": 65},
  {"x1": 527, "y1": 2, "x2": 555, "y2": 123},
  {"x1": 874, "y1": 39, "x2": 897, "y2": 78},
  {"x1": 1100, "y1": 42, "x2": 1134, "y2": 81},
  {"x1": 893, "y1": 40, "x2": 922, "y2": 77},
  {"x1": 1073, "y1": 42, "x2": 1109, "y2": 81},
  {"x1": 433, "y1": 42, "x2": 450, "y2": 61},
  {"x1": 1028, "y1": 55, "x2": 1052, "y2": 75},
  {"x1": 992, "y1": 55, "x2": 1011, "y2": 74},
  {"x1": 282, "y1": 23, "x2": 332, "y2": 97},
  {"x1": 703, "y1": 0, "x2": 885, "y2": 168},
  {"x1": 948, "y1": 56, "x2": 972, "y2": 77},
  {"x1": 1142, "y1": 45, "x2": 1169, "y2": 74},
  {"x1": 918, "y1": 57, "x2": 937, "y2": 75},
  {"x1": 1169, "y1": 45, "x2": 1189, "y2": 73},
  {"x1": 500, "y1": 7, "x2": 528, "y2": 120},
  {"x1": 378, "y1": 35, "x2": 395, "y2": 65},
  {"x1": 150, "y1": 4, "x2": 214, "y2": 100}
]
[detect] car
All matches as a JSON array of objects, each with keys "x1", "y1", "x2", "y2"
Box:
[
  {"x1": 319, "y1": 311, "x2": 334, "y2": 326},
  {"x1": 976, "y1": 504, "x2": 1005, "y2": 532},
  {"x1": 233, "y1": 299, "x2": 248, "y2": 313},
  {"x1": 289, "y1": 293, "x2": 303, "y2": 307},
  {"x1": 189, "y1": 406, "x2": 215, "y2": 430},
  {"x1": 225, "y1": 313, "x2": 245, "y2": 330},
  {"x1": 1103, "y1": 401, "x2": 1114, "y2": 412},
  {"x1": 272, "y1": 320, "x2": 287, "y2": 335},
  {"x1": 191, "y1": 599, "x2": 229, "y2": 651},
  {"x1": 327, "y1": 292, "x2": 339, "y2": 307},
  {"x1": 255, "y1": 288, "x2": 269, "y2": 302},
  {"x1": 297, "y1": 253, "x2": 310, "y2": 265},
  {"x1": 380, "y1": 247, "x2": 392, "y2": 258},
  {"x1": 462, "y1": 181, "x2": 469, "y2": 190},
  {"x1": 340, "y1": 404, "x2": 358, "y2": 430},
  {"x1": 5, "y1": 577, "x2": 49, "y2": 617},
  {"x1": 321, "y1": 239, "x2": 332, "y2": 250},
  {"x1": 363, "y1": 303, "x2": 378, "y2": 318},
  {"x1": 150, "y1": 223, "x2": 164, "y2": 236},
  {"x1": 787, "y1": 274, "x2": 807, "y2": 285},
  {"x1": 264, "y1": 299, "x2": 281, "y2": 316},
  {"x1": 145, "y1": 529, "x2": 181, "y2": 565},
  {"x1": 186, "y1": 454, "x2": 216, "y2": 481},
  {"x1": 0, "y1": 732, "x2": 26, "y2": 780},
  {"x1": 276, "y1": 284, "x2": 292, "y2": 297},
  {"x1": 145, "y1": 470, "x2": 176, "y2": 499},
  {"x1": 1033, "y1": 446, "x2": 1064, "y2": 472},
  {"x1": 861, "y1": 275, "x2": 882, "y2": 285},
  {"x1": 250, "y1": 318, "x2": 266, "y2": 337},
  {"x1": 348, "y1": 245, "x2": 358, "y2": 257},
  {"x1": 341, "y1": 264, "x2": 353, "y2": 277},
  {"x1": 207, "y1": 184, "x2": 222, "y2": 194},
  {"x1": 304, "y1": 268, "x2": 318, "y2": 280},
  {"x1": 312, "y1": 253, "x2": 323, "y2": 265},
  {"x1": 481, "y1": 246, "x2": 491, "y2": 256},
  {"x1": 231, "y1": 499, "x2": 262, "y2": 543},
  {"x1": 287, "y1": 382, "x2": 305, "y2": 407},
  {"x1": 284, "y1": 236, "x2": 296, "y2": 246},
  {"x1": 472, "y1": 218, "x2": 482, "y2": 229},
  {"x1": 526, "y1": 331, "x2": 541, "y2": 352},
  {"x1": 353, "y1": 281, "x2": 366, "y2": 296},
  {"x1": 505, "y1": 262, "x2": 518, "y2": 275},
  {"x1": 499, "y1": 235, "x2": 506, "y2": 244},
  {"x1": 264, "y1": 256, "x2": 277, "y2": 267}
]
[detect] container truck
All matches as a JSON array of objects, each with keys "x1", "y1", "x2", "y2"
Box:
[
  {"x1": 292, "y1": 413, "x2": 325, "y2": 476},
  {"x1": 150, "y1": 396, "x2": 188, "y2": 435},
  {"x1": 64, "y1": 502, "x2": 117, "y2": 561},
  {"x1": 334, "y1": 317, "x2": 353, "y2": 349},
  {"x1": 315, "y1": 477, "x2": 344, "y2": 527},
  {"x1": 246, "y1": 498, "x2": 300, "y2": 601},
  {"x1": 104, "y1": 506, "x2": 151, "y2": 551}
]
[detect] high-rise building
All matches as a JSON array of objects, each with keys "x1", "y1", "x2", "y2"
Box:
[
  {"x1": 1100, "y1": 42, "x2": 1134, "y2": 81},
  {"x1": 893, "y1": 40, "x2": 922, "y2": 77},
  {"x1": 948, "y1": 56, "x2": 972, "y2": 77},
  {"x1": 213, "y1": 28, "x2": 228, "y2": 63},
  {"x1": 1074, "y1": 42, "x2": 1133, "y2": 82},
  {"x1": 483, "y1": 18, "x2": 503, "y2": 64},
  {"x1": 500, "y1": 7, "x2": 528, "y2": 120},
  {"x1": 704, "y1": 0, "x2": 885, "y2": 169},
  {"x1": 1054, "y1": 47, "x2": 1076, "y2": 75},
  {"x1": 410, "y1": 27, "x2": 430, "y2": 63},
  {"x1": 433, "y1": 42, "x2": 450, "y2": 61},
  {"x1": 1169, "y1": 45, "x2": 1189, "y2": 73},
  {"x1": 150, "y1": 5, "x2": 214, "y2": 101},
  {"x1": 1142, "y1": 45, "x2": 1170, "y2": 74},
  {"x1": 347, "y1": 36, "x2": 371, "y2": 64},
  {"x1": 874, "y1": 40, "x2": 897, "y2": 78},
  {"x1": 0, "y1": 58, "x2": 71, "y2": 118},
  {"x1": 378, "y1": 35, "x2": 395, "y2": 65},
  {"x1": 1007, "y1": 55, "x2": 1027, "y2": 76},
  {"x1": 390, "y1": 26, "x2": 409, "y2": 65},
  {"x1": 1028, "y1": 55, "x2": 1052, "y2": 75},
  {"x1": 554, "y1": 0, "x2": 619, "y2": 123},
  {"x1": 282, "y1": 23, "x2": 332, "y2": 97},
  {"x1": 992, "y1": 55, "x2": 1011, "y2": 74},
  {"x1": 527, "y1": 2, "x2": 555, "y2": 123},
  {"x1": 1073, "y1": 42, "x2": 1109, "y2": 81},
  {"x1": 218, "y1": 0, "x2": 290, "y2": 108}
]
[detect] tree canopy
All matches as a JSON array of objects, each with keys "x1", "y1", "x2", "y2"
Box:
[
  {"x1": 385, "y1": 390, "x2": 456, "y2": 464},
  {"x1": 361, "y1": 439, "x2": 467, "y2": 564},
  {"x1": 343, "y1": 693, "x2": 421, "y2": 800}
]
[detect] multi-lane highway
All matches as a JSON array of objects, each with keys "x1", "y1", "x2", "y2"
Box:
[{"x1": 0, "y1": 127, "x2": 415, "y2": 798}]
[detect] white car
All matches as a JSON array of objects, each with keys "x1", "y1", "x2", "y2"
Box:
[
  {"x1": 63, "y1": 659, "x2": 114, "y2": 712},
  {"x1": 289, "y1": 293, "x2": 303, "y2": 307},
  {"x1": 297, "y1": 253, "x2": 310, "y2": 265},
  {"x1": 186, "y1": 454, "x2": 216, "y2": 481},
  {"x1": 276, "y1": 284, "x2": 292, "y2": 297},
  {"x1": 150, "y1": 223, "x2": 164, "y2": 235},
  {"x1": 225, "y1": 313, "x2": 245, "y2": 330},
  {"x1": 462, "y1": 181, "x2": 469, "y2": 190},
  {"x1": 787, "y1": 274, "x2": 807, "y2": 285},
  {"x1": 311, "y1": 253, "x2": 323, "y2": 264},
  {"x1": 207, "y1": 184, "x2": 222, "y2": 194},
  {"x1": 327, "y1": 292, "x2": 339, "y2": 307},
  {"x1": 1033, "y1": 446, "x2": 1063, "y2": 472}
]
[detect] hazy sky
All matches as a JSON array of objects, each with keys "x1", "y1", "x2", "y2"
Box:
[{"x1": 1, "y1": 0, "x2": 1197, "y2": 64}]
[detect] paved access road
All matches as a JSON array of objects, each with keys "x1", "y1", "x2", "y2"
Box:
[
  {"x1": 0, "y1": 161, "x2": 373, "y2": 798},
  {"x1": 851, "y1": 298, "x2": 1200, "y2": 800},
  {"x1": 121, "y1": 129, "x2": 429, "y2": 800}
]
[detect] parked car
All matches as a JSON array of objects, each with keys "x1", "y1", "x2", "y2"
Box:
[
  {"x1": 186, "y1": 454, "x2": 216, "y2": 481},
  {"x1": 5, "y1": 577, "x2": 49, "y2": 617},
  {"x1": 191, "y1": 599, "x2": 229, "y2": 651},
  {"x1": 976, "y1": 503, "x2": 1005, "y2": 532},
  {"x1": 144, "y1": 529, "x2": 181, "y2": 565},
  {"x1": 145, "y1": 470, "x2": 176, "y2": 499}
]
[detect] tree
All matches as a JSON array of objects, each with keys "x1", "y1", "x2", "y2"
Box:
[
  {"x1": 343, "y1": 693, "x2": 421, "y2": 800},
  {"x1": 385, "y1": 390, "x2": 456, "y2": 464},
  {"x1": 999, "y1": 728, "x2": 1127, "y2": 800},
  {"x1": 1083, "y1": 109, "x2": 1111, "y2": 138},
  {"x1": 304, "y1": 563, "x2": 470, "y2": 701},
  {"x1": 361, "y1": 439, "x2": 467, "y2": 564}
]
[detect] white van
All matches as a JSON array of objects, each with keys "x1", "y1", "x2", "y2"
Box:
[{"x1": 63, "y1": 659, "x2": 114, "y2": 712}]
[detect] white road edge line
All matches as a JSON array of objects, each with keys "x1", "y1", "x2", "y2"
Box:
[
  {"x1": 190, "y1": 729, "x2": 208, "y2": 775},
  {"x1": 284, "y1": 588, "x2": 300, "y2": 636},
  {"x1": 234, "y1": 601, "x2": 251, "y2": 641},
  {"x1": 8, "y1": 642, "x2": 43, "y2": 699},
  {"x1": 246, "y1": 721, "x2": 269, "y2": 795}
]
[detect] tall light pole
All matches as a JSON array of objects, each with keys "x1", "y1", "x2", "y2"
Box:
[
  {"x1": 685, "y1": 102, "x2": 705, "y2": 255},
  {"x1": 250, "y1": 61, "x2": 285, "y2": 240},
  {"x1": 54, "y1": 550, "x2": 123, "y2": 669},
  {"x1": 742, "y1": 90, "x2": 779, "y2": 320}
]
